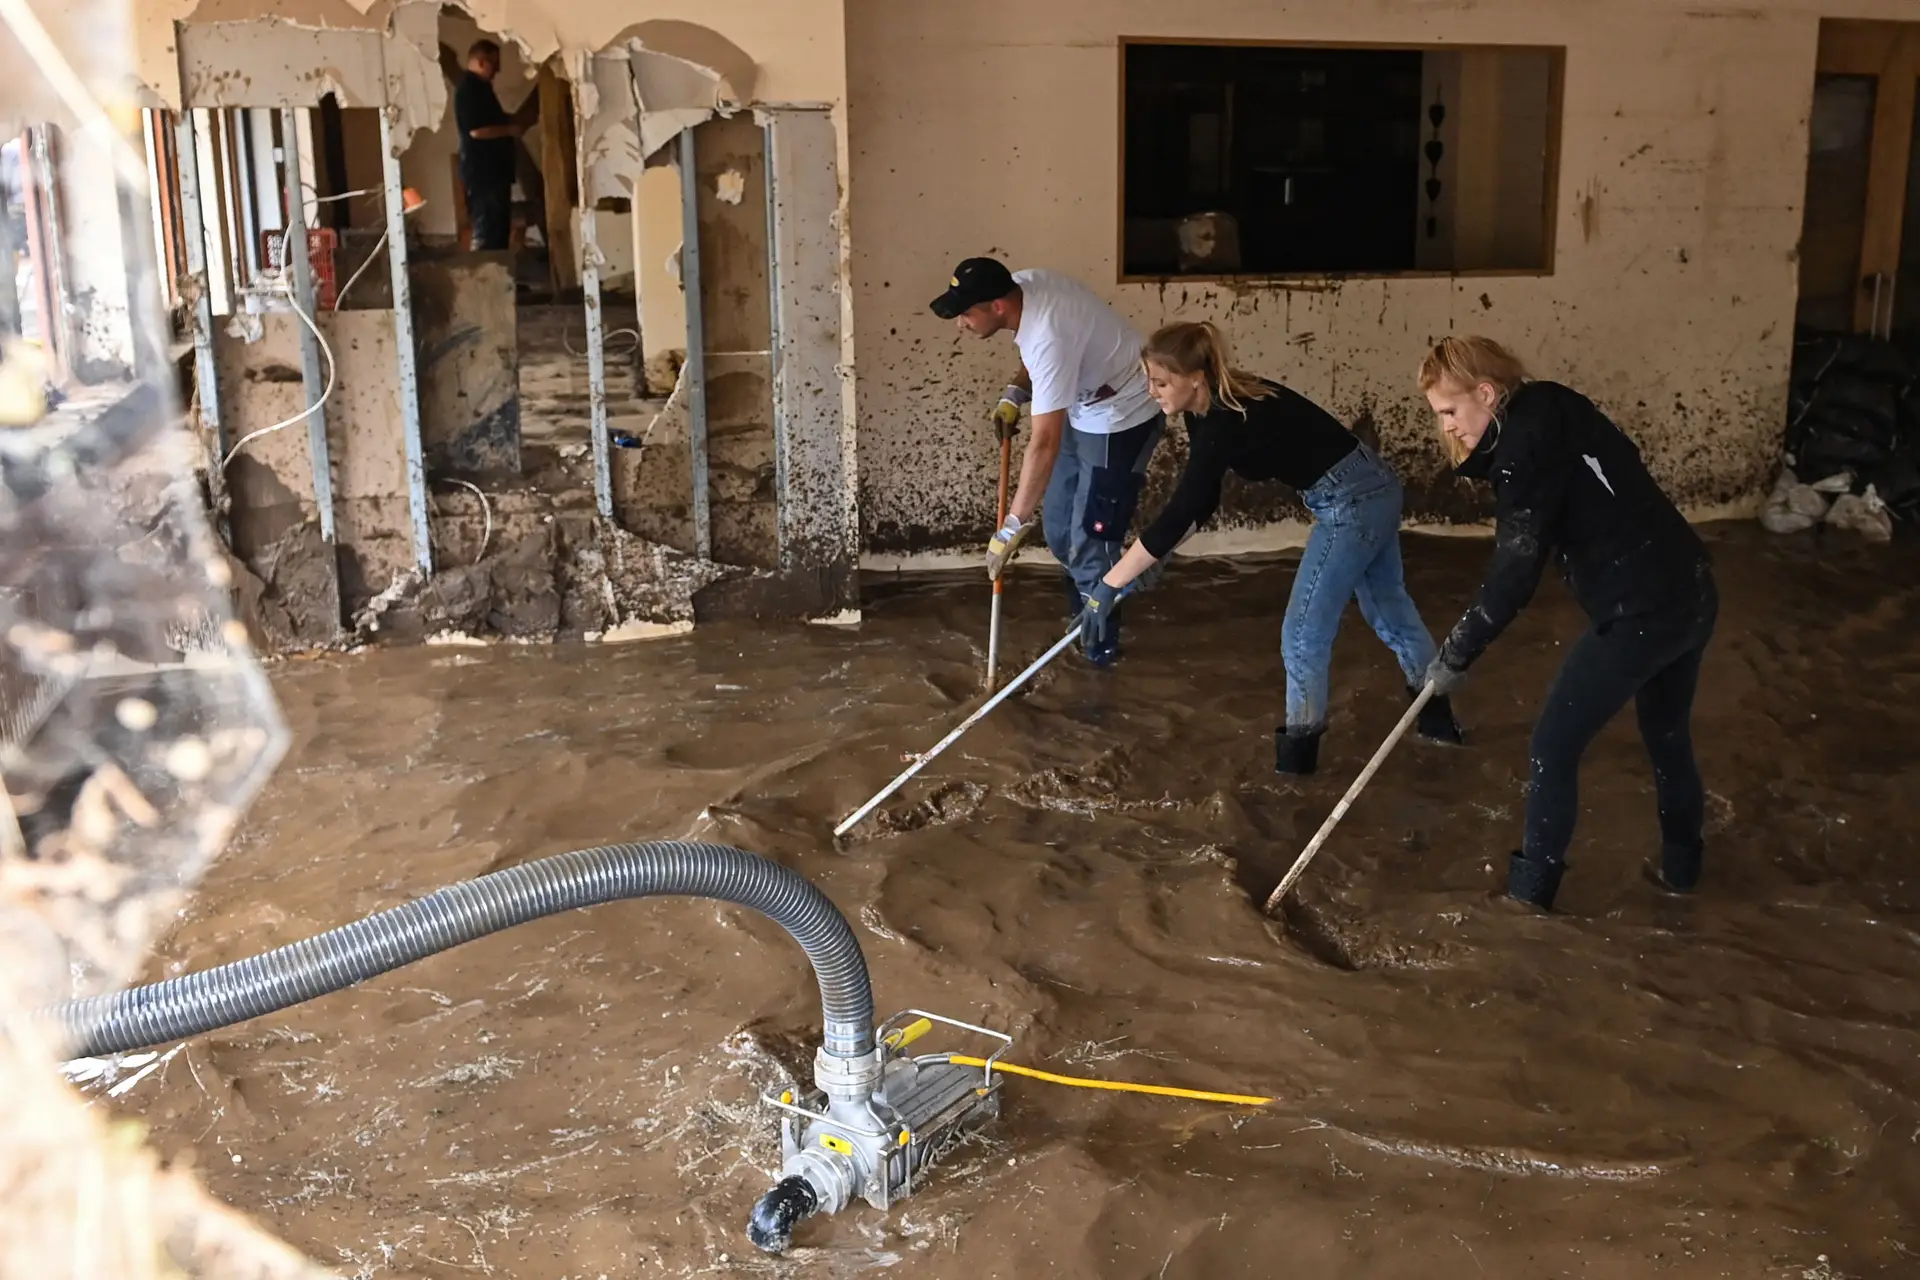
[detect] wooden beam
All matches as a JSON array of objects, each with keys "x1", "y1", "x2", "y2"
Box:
[
  {"x1": 1850, "y1": 27, "x2": 1920, "y2": 332},
  {"x1": 1817, "y1": 20, "x2": 1910, "y2": 78},
  {"x1": 538, "y1": 66, "x2": 578, "y2": 294}
]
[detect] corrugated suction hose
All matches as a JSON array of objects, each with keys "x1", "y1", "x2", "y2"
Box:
[{"x1": 51, "y1": 841, "x2": 875, "y2": 1060}]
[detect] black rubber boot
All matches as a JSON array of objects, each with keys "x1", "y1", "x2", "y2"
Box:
[
  {"x1": 1506, "y1": 851, "x2": 1564, "y2": 910},
  {"x1": 1644, "y1": 841, "x2": 1703, "y2": 894},
  {"x1": 1062, "y1": 573, "x2": 1085, "y2": 619},
  {"x1": 1274, "y1": 725, "x2": 1324, "y2": 776},
  {"x1": 1407, "y1": 684, "x2": 1465, "y2": 745}
]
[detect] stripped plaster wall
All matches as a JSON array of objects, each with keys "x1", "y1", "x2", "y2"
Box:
[
  {"x1": 136, "y1": 0, "x2": 846, "y2": 294},
  {"x1": 138, "y1": 0, "x2": 862, "y2": 622},
  {"x1": 216, "y1": 310, "x2": 414, "y2": 637},
  {"x1": 843, "y1": 0, "x2": 1920, "y2": 558},
  {"x1": 136, "y1": 0, "x2": 847, "y2": 121},
  {"x1": 636, "y1": 160, "x2": 688, "y2": 387}
]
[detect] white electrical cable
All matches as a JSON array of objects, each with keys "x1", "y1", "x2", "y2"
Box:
[
  {"x1": 331, "y1": 228, "x2": 389, "y2": 312},
  {"x1": 221, "y1": 264, "x2": 336, "y2": 469},
  {"x1": 446, "y1": 478, "x2": 493, "y2": 562},
  {"x1": 222, "y1": 186, "x2": 423, "y2": 464},
  {"x1": 303, "y1": 184, "x2": 381, "y2": 205},
  {"x1": 562, "y1": 325, "x2": 641, "y2": 358}
]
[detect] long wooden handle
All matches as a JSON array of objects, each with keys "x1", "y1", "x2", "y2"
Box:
[
  {"x1": 1263, "y1": 683, "x2": 1435, "y2": 914},
  {"x1": 987, "y1": 435, "x2": 1013, "y2": 689}
]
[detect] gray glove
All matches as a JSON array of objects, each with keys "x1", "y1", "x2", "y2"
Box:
[{"x1": 1423, "y1": 653, "x2": 1467, "y2": 697}]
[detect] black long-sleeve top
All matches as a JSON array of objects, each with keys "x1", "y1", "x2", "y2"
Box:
[
  {"x1": 1137, "y1": 382, "x2": 1357, "y2": 559},
  {"x1": 1439, "y1": 380, "x2": 1709, "y2": 670}
]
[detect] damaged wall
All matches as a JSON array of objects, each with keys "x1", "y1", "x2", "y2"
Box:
[
  {"x1": 693, "y1": 113, "x2": 777, "y2": 569},
  {"x1": 410, "y1": 255, "x2": 520, "y2": 474},
  {"x1": 138, "y1": 0, "x2": 862, "y2": 630},
  {"x1": 844, "y1": 0, "x2": 1919, "y2": 555},
  {"x1": 215, "y1": 308, "x2": 419, "y2": 642},
  {"x1": 636, "y1": 160, "x2": 687, "y2": 389},
  {"x1": 138, "y1": 0, "x2": 847, "y2": 122}
]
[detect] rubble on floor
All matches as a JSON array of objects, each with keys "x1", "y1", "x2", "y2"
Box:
[{"x1": 336, "y1": 517, "x2": 735, "y2": 651}]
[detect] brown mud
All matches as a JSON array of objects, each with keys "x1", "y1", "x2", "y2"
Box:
[{"x1": 104, "y1": 524, "x2": 1920, "y2": 1278}]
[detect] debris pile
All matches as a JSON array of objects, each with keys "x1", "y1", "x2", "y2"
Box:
[{"x1": 1771, "y1": 330, "x2": 1920, "y2": 541}]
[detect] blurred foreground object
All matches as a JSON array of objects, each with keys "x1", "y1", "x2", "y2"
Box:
[{"x1": 0, "y1": 0, "x2": 328, "y2": 1272}]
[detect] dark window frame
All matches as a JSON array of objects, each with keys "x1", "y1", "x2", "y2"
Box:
[{"x1": 1115, "y1": 37, "x2": 1567, "y2": 284}]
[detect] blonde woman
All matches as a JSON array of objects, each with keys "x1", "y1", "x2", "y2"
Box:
[
  {"x1": 1081, "y1": 321, "x2": 1460, "y2": 775},
  {"x1": 1418, "y1": 337, "x2": 1717, "y2": 910}
]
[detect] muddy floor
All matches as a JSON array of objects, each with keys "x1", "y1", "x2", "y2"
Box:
[{"x1": 102, "y1": 524, "x2": 1920, "y2": 1279}]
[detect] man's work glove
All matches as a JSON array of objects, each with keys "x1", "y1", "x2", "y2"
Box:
[
  {"x1": 991, "y1": 384, "x2": 1029, "y2": 443},
  {"x1": 1079, "y1": 579, "x2": 1122, "y2": 651},
  {"x1": 1423, "y1": 652, "x2": 1467, "y2": 698},
  {"x1": 985, "y1": 514, "x2": 1031, "y2": 581}
]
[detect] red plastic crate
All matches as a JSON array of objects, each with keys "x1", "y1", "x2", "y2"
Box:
[{"x1": 260, "y1": 226, "x2": 339, "y2": 310}]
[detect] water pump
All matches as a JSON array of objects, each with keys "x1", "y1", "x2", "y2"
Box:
[{"x1": 748, "y1": 1010, "x2": 1012, "y2": 1253}]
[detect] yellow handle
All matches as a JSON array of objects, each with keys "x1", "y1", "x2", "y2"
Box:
[
  {"x1": 883, "y1": 1017, "x2": 934, "y2": 1052},
  {"x1": 948, "y1": 1054, "x2": 1272, "y2": 1108}
]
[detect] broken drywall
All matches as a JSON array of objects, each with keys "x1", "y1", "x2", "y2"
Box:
[
  {"x1": 177, "y1": 19, "x2": 383, "y2": 108},
  {"x1": 577, "y1": 47, "x2": 643, "y2": 204},
  {"x1": 630, "y1": 47, "x2": 727, "y2": 161},
  {"x1": 142, "y1": 0, "x2": 838, "y2": 115},
  {"x1": 410, "y1": 254, "x2": 521, "y2": 474},
  {"x1": 174, "y1": 10, "x2": 444, "y2": 148}
]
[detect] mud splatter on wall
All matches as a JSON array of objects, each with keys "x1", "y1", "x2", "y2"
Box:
[{"x1": 845, "y1": 0, "x2": 1829, "y2": 554}]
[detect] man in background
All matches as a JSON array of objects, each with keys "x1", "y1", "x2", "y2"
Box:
[{"x1": 454, "y1": 40, "x2": 537, "y2": 251}]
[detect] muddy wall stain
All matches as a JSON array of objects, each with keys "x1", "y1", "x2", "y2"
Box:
[{"x1": 844, "y1": 0, "x2": 1815, "y2": 553}]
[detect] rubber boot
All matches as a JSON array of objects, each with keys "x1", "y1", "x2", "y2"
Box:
[
  {"x1": 1407, "y1": 684, "x2": 1465, "y2": 745},
  {"x1": 1274, "y1": 724, "x2": 1324, "y2": 776},
  {"x1": 1062, "y1": 572, "x2": 1085, "y2": 619},
  {"x1": 1506, "y1": 851, "x2": 1564, "y2": 910},
  {"x1": 1644, "y1": 840, "x2": 1703, "y2": 894}
]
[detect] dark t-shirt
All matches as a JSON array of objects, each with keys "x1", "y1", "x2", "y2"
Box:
[
  {"x1": 454, "y1": 71, "x2": 515, "y2": 190},
  {"x1": 1138, "y1": 381, "x2": 1358, "y2": 558}
]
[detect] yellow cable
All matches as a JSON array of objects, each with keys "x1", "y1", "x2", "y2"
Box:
[{"x1": 946, "y1": 1054, "x2": 1272, "y2": 1107}]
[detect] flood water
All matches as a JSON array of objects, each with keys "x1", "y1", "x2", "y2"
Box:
[{"x1": 107, "y1": 525, "x2": 1920, "y2": 1278}]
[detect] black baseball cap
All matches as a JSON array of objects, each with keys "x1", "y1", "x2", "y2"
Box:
[{"x1": 930, "y1": 257, "x2": 1016, "y2": 319}]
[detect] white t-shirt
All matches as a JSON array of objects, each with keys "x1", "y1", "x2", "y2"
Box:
[{"x1": 1011, "y1": 269, "x2": 1158, "y2": 436}]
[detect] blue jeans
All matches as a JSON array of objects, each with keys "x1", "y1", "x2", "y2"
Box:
[
  {"x1": 1283, "y1": 444, "x2": 1438, "y2": 729},
  {"x1": 1042, "y1": 413, "x2": 1165, "y2": 611}
]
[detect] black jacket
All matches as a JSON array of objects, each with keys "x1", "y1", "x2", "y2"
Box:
[
  {"x1": 1138, "y1": 382, "x2": 1356, "y2": 559},
  {"x1": 455, "y1": 72, "x2": 515, "y2": 190},
  {"x1": 1440, "y1": 380, "x2": 1708, "y2": 670}
]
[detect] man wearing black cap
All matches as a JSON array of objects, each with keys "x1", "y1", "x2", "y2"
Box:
[{"x1": 930, "y1": 258, "x2": 1163, "y2": 666}]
